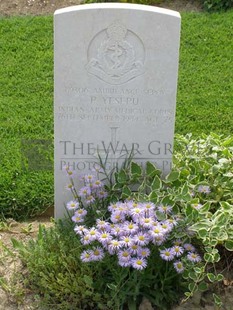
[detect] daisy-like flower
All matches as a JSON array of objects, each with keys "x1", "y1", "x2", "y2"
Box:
[
  {"x1": 98, "y1": 231, "x2": 113, "y2": 245},
  {"x1": 131, "y1": 257, "x2": 147, "y2": 270},
  {"x1": 118, "y1": 249, "x2": 131, "y2": 262},
  {"x1": 84, "y1": 174, "x2": 96, "y2": 184},
  {"x1": 96, "y1": 219, "x2": 111, "y2": 232},
  {"x1": 93, "y1": 179, "x2": 103, "y2": 189},
  {"x1": 108, "y1": 240, "x2": 123, "y2": 254},
  {"x1": 157, "y1": 205, "x2": 173, "y2": 214},
  {"x1": 124, "y1": 221, "x2": 139, "y2": 235},
  {"x1": 111, "y1": 224, "x2": 124, "y2": 237},
  {"x1": 187, "y1": 252, "x2": 202, "y2": 263},
  {"x1": 74, "y1": 208, "x2": 87, "y2": 218},
  {"x1": 183, "y1": 243, "x2": 196, "y2": 252},
  {"x1": 110, "y1": 211, "x2": 125, "y2": 224},
  {"x1": 129, "y1": 243, "x2": 140, "y2": 255},
  {"x1": 71, "y1": 214, "x2": 84, "y2": 223},
  {"x1": 78, "y1": 186, "x2": 91, "y2": 197},
  {"x1": 81, "y1": 234, "x2": 92, "y2": 245},
  {"x1": 63, "y1": 166, "x2": 76, "y2": 177},
  {"x1": 74, "y1": 225, "x2": 87, "y2": 235},
  {"x1": 90, "y1": 247, "x2": 105, "y2": 261},
  {"x1": 65, "y1": 183, "x2": 75, "y2": 191},
  {"x1": 88, "y1": 228, "x2": 99, "y2": 241},
  {"x1": 197, "y1": 185, "x2": 211, "y2": 194},
  {"x1": 191, "y1": 203, "x2": 203, "y2": 210},
  {"x1": 80, "y1": 250, "x2": 92, "y2": 262},
  {"x1": 66, "y1": 200, "x2": 79, "y2": 211},
  {"x1": 172, "y1": 246, "x2": 184, "y2": 257},
  {"x1": 139, "y1": 217, "x2": 155, "y2": 229},
  {"x1": 97, "y1": 190, "x2": 108, "y2": 199},
  {"x1": 160, "y1": 248, "x2": 175, "y2": 261},
  {"x1": 118, "y1": 260, "x2": 132, "y2": 267},
  {"x1": 149, "y1": 225, "x2": 164, "y2": 239},
  {"x1": 130, "y1": 207, "x2": 144, "y2": 220},
  {"x1": 120, "y1": 235, "x2": 134, "y2": 247},
  {"x1": 161, "y1": 221, "x2": 173, "y2": 233},
  {"x1": 142, "y1": 202, "x2": 155, "y2": 215},
  {"x1": 85, "y1": 195, "x2": 95, "y2": 204},
  {"x1": 173, "y1": 239, "x2": 183, "y2": 246},
  {"x1": 174, "y1": 261, "x2": 185, "y2": 273},
  {"x1": 137, "y1": 247, "x2": 150, "y2": 258},
  {"x1": 108, "y1": 202, "x2": 121, "y2": 212},
  {"x1": 152, "y1": 235, "x2": 166, "y2": 246},
  {"x1": 133, "y1": 232, "x2": 150, "y2": 246}
]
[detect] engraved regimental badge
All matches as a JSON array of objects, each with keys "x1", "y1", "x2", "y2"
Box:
[{"x1": 86, "y1": 21, "x2": 145, "y2": 85}]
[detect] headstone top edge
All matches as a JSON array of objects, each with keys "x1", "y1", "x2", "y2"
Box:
[{"x1": 54, "y1": 3, "x2": 180, "y2": 18}]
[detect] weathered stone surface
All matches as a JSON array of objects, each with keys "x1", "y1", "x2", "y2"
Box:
[{"x1": 54, "y1": 3, "x2": 181, "y2": 218}]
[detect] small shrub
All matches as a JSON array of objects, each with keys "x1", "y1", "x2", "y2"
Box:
[{"x1": 202, "y1": 0, "x2": 233, "y2": 11}]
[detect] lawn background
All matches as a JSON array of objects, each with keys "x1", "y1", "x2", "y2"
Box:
[{"x1": 0, "y1": 11, "x2": 232, "y2": 219}]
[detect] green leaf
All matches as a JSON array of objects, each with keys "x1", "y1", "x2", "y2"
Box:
[
  {"x1": 204, "y1": 253, "x2": 214, "y2": 263},
  {"x1": 130, "y1": 162, "x2": 142, "y2": 176},
  {"x1": 151, "y1": 175, "x2": 162, "y2": 190},
  {"x1": 225, "y1": 240, "x2": 233, "y2": 251},
  {"x1": 216, "y1": 273, "x2": 224, "y2": 281},
  {"x1": 188, "y1": 282, "x2": 197, "y2": 293},
  {"x1": 121, "y1": 186, "x2": 132, "y2": 199},
  {"x1": 220, "y1": 201, "x2": 232, "y2": 211},
  {"x1": 207, "y1": 273, "x2": 216, "y2": 282},
  {"x1": 116, "y1": 170, "x2": 127, "y2": 184},
  {"x1": 148, "y1": 191, "x2": 158, "y2": 202},
  {"x1": 146, "y1": 162, "x2": 160, "y2": 177},
  {"x1": 198, "y1": 228, "x2": 208, "y2": 238},
  {"x1": 213, "y1": 293, "x2": 222, "y2": 307},
  {"x1": 83, "y1": 275, "x2": 93, "y2": 288},
  {"x1": 198, "y1": 282, "x2": 208, "y2": 292},
  {"x1": 165, "y1": 171, "x2": 179, "y2": 183}
]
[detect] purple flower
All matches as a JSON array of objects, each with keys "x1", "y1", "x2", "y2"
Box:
[
  {"x1": 66, "y1": 200, "x2": 79, "y2": 211},
  {"x1": 120, "y1": 235, "x2": 134, "y2": 247},
  {"x1": 71, "y1": 214, "x2": 84, "y2": 223},
  {"x1": 124, "y1": 221, "x2": 139, "y2": 235},
  {"x1": 79, "y1": 186, "x2": 91, "y2": 197},
  {"x1": 174, "y1": 261, "x2": 185, "y2": 273},
  {"x1": 80, "y1": 250, "x2": 92, "y2": 262},
  {"x1": 157, "y1": 205, "x2": 173, "y2": 214},
  {"x1": 160, "y1": 248, "x2": 175, "y2": 261},
  {"x1": 131, "y1": 257, "x2": 147, "y2": 270},
  {"x1": 108, "y1": 240, "x2": 123, "y2": 254},
  {"x1": 197, "y1": 185, "x2": 211, "y2": 194},
  {"x1": 133, "y1": 232, "x2": 150, "y2": 246},
  {"x1": 96, "y1": 190, "x2": 108, "y2": 199},
  {"x1": 118, "y1": 250, "x2": 131, "y2": 262},
  {"x1": 84, "y1": 174, "x2": 96, "y2": 184},
  {"x1": 110, "y1": 211, "x2": 125, "y2": 224},
  {"x1": 137, "y1": 247, "x2": 150, "y2": 258},
  {"x1": 90, "y1": 247, "x2": 105, "y2": 261},
  {"x1": 108, "y1": 202, "x2": 122, "y2": 212},
  {"x1": 93, "y1": 179, "x2": 104, "y2": 189},
  {"x1": 183, "y1": 243, "x2": 196, "y2": 252},
  {"x1": 171, "y1": 246, "x2": 184, "y2": 257},
  {"x1": 129, "y1": 244, "x2": 140, "y2": 255},
  {"x1": 118, "y1": 260, "x2": 132, "y2": 267},
  {"x1": 98, "y1": 231, "x2": 113, "y2": 245},
  {"x1": 96, "y1": 219, "x2": 111, "y2": 232},
  {"x1": 74, "y1": 209, "x2": 87, "y2": 218},
  {"x1": 191, "y1": 203, "x2": 203, "y2": 210},
  {"x1": 152, "y1": 235, "x2": 166, "y2": 246},
  {"x1": 74, "y1": 225, "x2": 88, "y2": 236},
  {"x1": 65, "y1": 183, "x2": 75, "y2": 191},
  {"x1": 149, "y1": 225, "x2": 164, "y2": 239},
  {"x1": 85, "y1": 195, "x2": 95, "y2": 204},
  {"x1": 187, "y1": 252, "x2": 202, "y2": 263},
  {"x1": 139, "y1": 217, "x2": 155, "y2": 229}
]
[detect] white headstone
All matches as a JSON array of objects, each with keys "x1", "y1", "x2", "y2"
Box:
[{"x1": 54, "y1": 3, "x2": 181, "y2": 218}]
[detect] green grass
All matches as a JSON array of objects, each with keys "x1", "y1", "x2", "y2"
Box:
[{"x1": 0, "y1": 11, "x2": 232, "y2": 219}]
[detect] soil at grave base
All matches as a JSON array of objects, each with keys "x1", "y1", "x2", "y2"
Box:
[{"x1": 0, "y1": 0, "x2": 203, "y2": 16}]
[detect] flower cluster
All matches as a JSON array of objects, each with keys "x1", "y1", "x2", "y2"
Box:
[
  {"x1": 64, "y1": 168, "x2": 108, "y2": 223},
  {"x1": 64, "y1": 170, "x2": 202, "y2": 273},
  {"x1": 73, "y1": 200, "x2": 201, "y2": 271}
]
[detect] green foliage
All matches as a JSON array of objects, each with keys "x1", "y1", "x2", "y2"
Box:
[
  {"x1": 0, "y1": 12, "x2": 233, "y2": 219},
  {"x1": 0, "y1": 16, "x2": 53, "y2": 219},
  {"x1": 202, "y1": 0, "x2": 233, "y2": 11}
]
